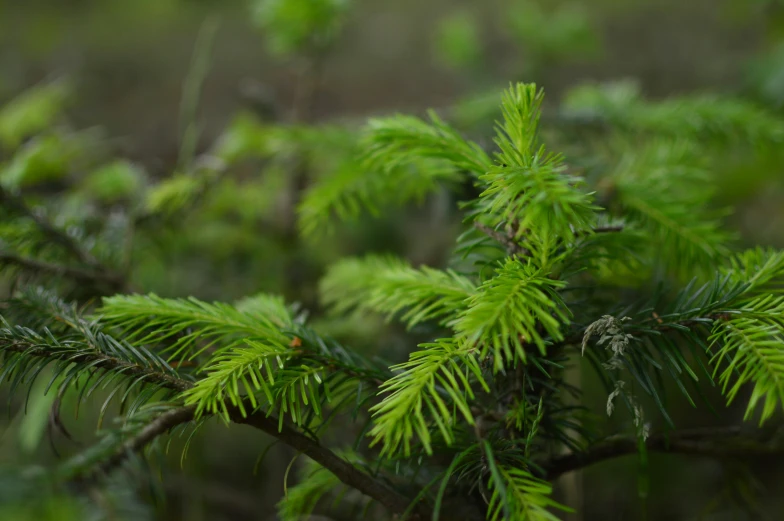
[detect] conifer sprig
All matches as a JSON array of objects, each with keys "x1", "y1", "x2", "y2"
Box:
[
  {"x1": 474, "y1": 84, "x2": 599, "y2": 251},
  {"x1": 99, "y1": 294, "x2": 293, "y2": 362},
  {"x1": 483, "y1": 442, "x2": 567, "y2": 521},
  {"x1": 362, "y1": 111, "x2": 492, "y2": 177},
  {"x1": 369, "y1": 338, "x2": 487, "y2": 456},
  {"x1": 709, "y1": 295, "x2": 784, "y2": 424},
  {"x1": 320, "y1": 255, "x2": 476, "y2": 329},
  {"x1": 455, "y1": 258, "x2": 569, "y2": 371},
  {"x1": 608, "y1": 139, "x2": 731, "y2": 273},
  {"x1": 562, "y1": 80, "x2": 784, "y2": 144}
]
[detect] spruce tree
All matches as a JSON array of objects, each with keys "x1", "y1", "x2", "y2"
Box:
[{"x1": 2, "y1": 73, "x2": 784, "y2": 520}]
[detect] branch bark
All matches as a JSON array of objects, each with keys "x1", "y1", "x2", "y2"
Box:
[
  {"x1": 474, "y1": 222, "x2": 625, "y2": 258},
  {"x1": 43, "y1": 348, "x2": 429, "y2": 520},
  {"x1": 474, "y1": 222, "x2": 530, "y2": 257},
  {"x1": 542, "y1": 426, "x2": 784, "y2": 480},
  {"x1": 86, "y1": 406, "x2": 197, "y2": 480}
]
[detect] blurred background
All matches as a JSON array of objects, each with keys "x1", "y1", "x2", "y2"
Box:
[{"x1": 2, "y1": 0, "x2": 784, "y2": 519}]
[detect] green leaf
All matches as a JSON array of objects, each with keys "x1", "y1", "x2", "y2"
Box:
[
  {"x1": 433, "y1": 11, "x2": 483, "y2": 70},
  {"x1": 251, "y1": 0, "x2": 350, "y2": 57},
  {"x1": 82, "y1": 160, "x2": 144, "y2": 202},
  {"x1": 0, "y1": 80, "x2": 71, "y2": 149}
]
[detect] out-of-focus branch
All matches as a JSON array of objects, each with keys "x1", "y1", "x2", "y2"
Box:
[
  {"x1": 542, "y1": 426, "x2": 784, "y2": 480},
  {"x1": 0, "y1": 251, "x2": 124, "y2": 289},
  {"x1": 66, "y1": 362, "x2": 429, "y2": 520},
  {"x1": 0, "y1": 186, "x2": 102, "y2": 270},
  {"x1": 0, "y1": 186, "x2": 127, "y2": 291}
]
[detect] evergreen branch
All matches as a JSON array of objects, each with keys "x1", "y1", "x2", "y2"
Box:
[
  {"x1": 542, "y1": 426, "x2": 784, "y2": 480},
  {"x1": 71, "y1": 400, "x2": 432, "y2": 519},
  {"x1": 483, "y1": 441, "x2": 567, "y2": 521},
  {"x1": 475, "y1": 83, "x2": 598, "y2": 248},
  {"x1": 609, "y1": 139, "x2": 731, "y2": 273},
  {"x1": 476, "y1": 157, "x2": 597, "y2": 245},
  {"x1": 99, "y1": 294, "x2": 292, "y2": 362},
  {"x1": 369, "y1": 338, "x2": 487, "y2": 457},
  {"x1": 23, "y1": 337, "x2": 430, "y2": 519},
  {"x1": 362, "y1": 111, "x2": 492, "y2": 177},
  {"x1": 0, "y1": 251, "x2": 124, "y2": 287},
  {"x1": 79, "y1": 406, "x2": 197, "y2": 482},
  {"x1": 709, "y1": 295, "x2": 784, "y2": 424},
  {"x1": 0, "y1": 186, "x2": 104, "y2": 270},
  {"x1": 455, "y1": 258, "x2": 569, "y2": 371},
  {"x1": 0, "y1": 187, "x2": 126, "y2": 291},
  {"x1": 73, "y1": 389, "x2": 430, "y2": 519},
  {"x1": 562, "y1": 80, "x2": 784, "y2": 144},
  {"x1": 320, "y1": 255, "x2": 476, "y2": 329},
  {"x1": 179, "y1": 340, "x2": 296, "y2": 422},
  {"x1": 723, "y1": 248, "x2": 784, "y2": 297},
  {"x1": 298, "y1": 156, "x2": 459, "y2": 237},
  {"x1": 0, "y1": 329, "x2": 190, "y2": 393}
]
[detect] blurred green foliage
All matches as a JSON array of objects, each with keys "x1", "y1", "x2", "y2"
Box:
[
  {"x1": 1, "y1": 0, "x2": 784, "y2": 520},
  {"x1": 433, "y1": 11, "x2": 484, "y2": 72},
  {"x1": 251, "y1": 0, "x2": 351, "y2": 56}
]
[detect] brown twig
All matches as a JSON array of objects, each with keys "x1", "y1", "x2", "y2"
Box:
[
  {"x1": 234, "y1": 409, "x2": 426, "y2": 518},
  {"x1": 474, "y1": 222, "x2": 530, "y2": 257},
  {"x1": 44, "y1": 346, "x2": 429, "y2": 520},
  {"x1": 86, "y1": 406, "x2": 197, "y2": 480},
  {"x1": 541, "y1": 426, "x2": 784, "y2": 480},
  {"x1": 474, "y1": 221, "x2": 625, "y2": 257},
  {"x1": 592, "y1": 225, "x2": 624, "y2": 234}
]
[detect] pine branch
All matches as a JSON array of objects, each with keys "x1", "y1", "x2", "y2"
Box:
[
  {"x1": 542, "y1": 426, "x2": 784, "y2": 480},
  {"x1": 0, "y1": 251, "x2": 124, "y2": 287},
  {"x1": 80, "y1": 406, "x2": 197, "y2": 482},
  {"x1": 31, "y1": 334, "x2": 431, "y2": 519},
  {"x1": 562, "y1": 80, "x2": 784, "y2": 144},
  {"x1": 0, "y1": 186, "x2": 101, "y2": 270},
  {"x1": 0, "y1": 335, "x2": 190, "y2": 393},
  {"x1": 320, "y1": 255, "x2": 476, "y2": 329},
  {"x1": 236, "y1": 408, "x2": 430, "y2": 519},
  {"x1": 455, "y1": 258, "x2": 569, "y2": 371},
  {"x1": 473, "y1": 222, "x2": 531, "y2": 257},
  {"x1": 0, "y1": 186, "x2": 126, "y2": 290},
  {"x1": 369, "y1": 338, "x2": 487, "y2": 456}
]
